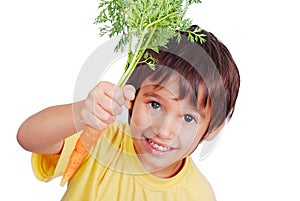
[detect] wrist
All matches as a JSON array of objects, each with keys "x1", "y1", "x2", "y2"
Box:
[{"x1": 72, "y1": 101, "x2": 85, "y2": 131}]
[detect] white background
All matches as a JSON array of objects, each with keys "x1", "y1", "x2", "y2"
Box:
[{"x1": 1, "y1": 0, "x2": 300, "y2": 200}]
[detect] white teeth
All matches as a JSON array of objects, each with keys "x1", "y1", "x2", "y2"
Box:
[{"x1": 148, "y1": 139, "x2": 171, "y2": 151}]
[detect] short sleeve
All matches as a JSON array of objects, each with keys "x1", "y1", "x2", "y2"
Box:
[{"x1": 31, "y1": 133, "x2": 79, "y2": 182}]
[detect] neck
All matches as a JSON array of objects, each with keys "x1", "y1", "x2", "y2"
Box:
[{"x1": 151, "y1": 159, "x2": 185, "y2": 178}]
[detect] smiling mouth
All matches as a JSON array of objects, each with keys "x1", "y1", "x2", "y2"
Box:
[{"x1": 146, "y1": 138, "x2": 172, "y2": 152}]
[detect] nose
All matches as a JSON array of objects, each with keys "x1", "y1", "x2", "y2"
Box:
[{"x1": 154, "y1": 115, "x2": 181, "y2": 140}]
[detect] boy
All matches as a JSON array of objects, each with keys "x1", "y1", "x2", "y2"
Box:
[{"x1": 17, "y1": 25, "x2": 240, "y2": 200}]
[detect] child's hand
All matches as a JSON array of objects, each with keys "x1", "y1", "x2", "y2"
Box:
[{"x1": 80, "y1": 81, "x2": 135, "y2": 130}]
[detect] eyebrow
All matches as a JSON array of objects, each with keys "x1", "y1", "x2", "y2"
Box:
[
  {"x1": 143, "y1": 91, "x2": 163, "y2": 99},
  {"x1": 142, "y1": 91, "x2": 206, "y2": 118},
  {"x1": 143, "y1": 91, "x2": 179, "y2": 101}
]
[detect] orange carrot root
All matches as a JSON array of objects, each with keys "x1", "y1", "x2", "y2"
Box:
[
  {"x1": 60, "y1": 125, "x2": 102, "y2": 186},
  {"x1": 60, "y1": 139, "x2": 88, "y2": 186}
]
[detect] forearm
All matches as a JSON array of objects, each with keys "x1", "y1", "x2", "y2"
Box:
[{"x1": 17, "y1": 101, "x2": 84, "y2": 154}]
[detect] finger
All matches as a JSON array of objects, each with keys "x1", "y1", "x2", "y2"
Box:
[
  {"x1": 110, "y1": 87, "x2": 126, "y2": 106},
  {"x1": 122, "y1": 85, "x2": 136, "y2": 101},
  {"x1": 80, "y1": 106, "x2": 109, "y2": 131},
  {"x1": 97, "y1": 82, "x2": 127, "y2": 109},
  {"x1": 82, "y1": 94, "x2": 115, "y2": 129},
  {"x1": 92, "y1": 85, "x2": 122, "y2": 116},
  {"x1": 93, "y1": 102, "x2": 116, "y2": 124},
  {"x1": 95, "y1": 93, "x2": 123, "y2": 116}
]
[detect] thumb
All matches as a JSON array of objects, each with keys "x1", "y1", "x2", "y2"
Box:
[{"x1": 122, "y1": 85, "x2": 136, "y2": 101}]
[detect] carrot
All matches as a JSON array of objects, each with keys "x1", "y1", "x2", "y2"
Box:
[
  {"x1": 60, "y1": 125, "x2": 101, "y2": 186},
  {"x1": 60, "y1": 0, "x2": 203, "y2": 186}
]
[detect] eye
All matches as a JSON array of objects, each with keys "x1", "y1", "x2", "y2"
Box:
[
  {"x1": 183, "y1": 114, "x2": 196, "y2": 123},
  {"x1": 148, "y1": 101, "x2": 161, "y2": 110}
]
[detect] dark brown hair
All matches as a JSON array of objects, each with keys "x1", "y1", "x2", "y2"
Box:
[{"x1": 126, "y1": 25, "x2": 240, "y2": 134}]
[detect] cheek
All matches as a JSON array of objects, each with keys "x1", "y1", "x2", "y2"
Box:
[
  {"x1": 180, "y1": 127, "x2": 198, "y2": 144},
  {"x1": 131, "y1": 102, "x2": 152, "y2": 130},
  {"x1": 178, "y1": 126, "x2": 204, "y2": 153}
]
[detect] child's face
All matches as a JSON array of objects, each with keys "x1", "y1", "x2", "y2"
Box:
[{"x1": 130, "y1": 75, "x2": 212, "y2": 177}]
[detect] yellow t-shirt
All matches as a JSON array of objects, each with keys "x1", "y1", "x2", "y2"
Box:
[{"x1": 32, "y1": 121, "x2": 216, "y2": 201}]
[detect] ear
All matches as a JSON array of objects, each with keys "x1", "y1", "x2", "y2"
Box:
[{"x1": 204, "y1": 121, "x2": 226, "y2": 141}]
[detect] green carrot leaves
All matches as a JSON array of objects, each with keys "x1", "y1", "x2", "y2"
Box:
[{"x1": 94, "y1": 0, "x2": 205, "y2": 87}]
